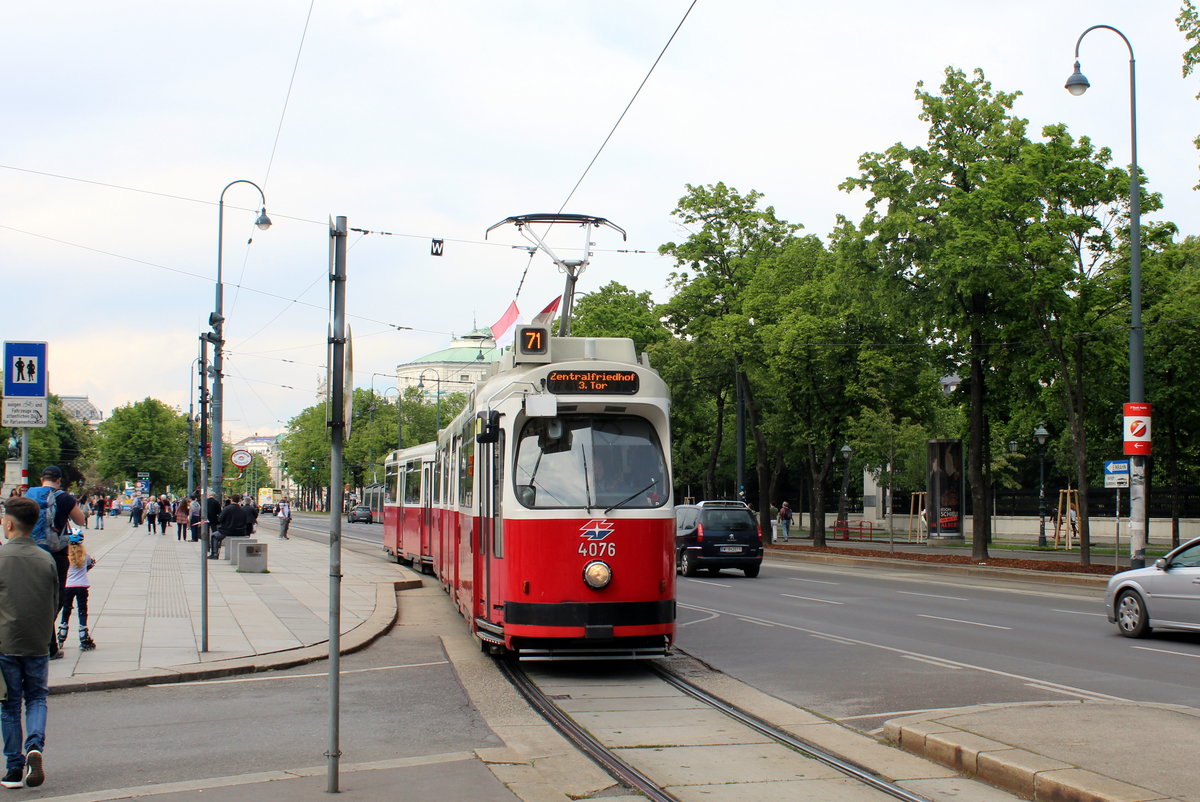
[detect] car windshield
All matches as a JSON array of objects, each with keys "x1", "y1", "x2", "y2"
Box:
[{"x1": 514, "y1": 414, "x2": 668, "y2": 510}]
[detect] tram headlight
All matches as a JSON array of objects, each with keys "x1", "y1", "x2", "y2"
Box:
[{"x1": 582, "y1": 560, "x2": 612, "y2": 590}]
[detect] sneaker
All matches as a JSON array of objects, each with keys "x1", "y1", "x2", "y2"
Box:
[
  {"x1": 24, "y1": 750, "x2": 42, "y2": 788},
  {"x1": 48, "y1": 650, "x2": 63, "y2": 661},
  {"x1": 1, "y1": 768, "x2": 22, "y2": 788}
]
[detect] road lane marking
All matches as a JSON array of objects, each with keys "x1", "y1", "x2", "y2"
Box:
[
  {"x1": 903, "y1": 655, "x2": 963, "y2": 670},
  {"x1": 1132, "y1": 646, "x2": 1200, "y2": 659},
  {"x1": 809, "y1": 633, "x2": 857, "y2": 646},
  {"x1": 1024, "y1": 683, "x2": 1114, "y2": 702},
  {"x1": 918, "y1": 614, "x2": 1011, "y2": 630},
  {"x1": 677, "y1": 601, "x2": 1129, "y2": 702},
  {"x1": 738, "y1": 618, "x2": 775, "y2": 627},
  {"x1": 149, "y1": 661, "x2": 450, "y2": 688},
  {"x1": 687, "y1": 579, "x2": 733, "y2": 587},
  {"x1": 789, "y1": 577, "x2": 840, "y2": 585},
  {"x1": 839, "y1": 707, "x2": 950, "y2": 721},
  {"x1": 678, "y1": 610, "x2": 720, "y2": 627},
  {"x1": 897, "y1": 590, "x2": 968, "y2": 601},
  {"x1": 780, "y1": 593, "x2": 845, "y2": 605},
  {"x1": 1052, "y1": 608, "x2": 1106, "y2": 617}
]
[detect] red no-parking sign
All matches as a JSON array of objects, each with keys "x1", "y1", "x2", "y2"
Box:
[{"x1": 1124, "y1": 402, "x2": 1152, "y2": 455}]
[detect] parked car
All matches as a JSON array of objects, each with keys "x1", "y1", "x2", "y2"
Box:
[
  {"x1": 347, "y1": 505, "x2": 374, "y2": 524},
  {"x1": 1105, "y1": 536, "x2": 1200, "y2": 637},
  {"x1": 674, "y1": 500, "x2": 763, "y2": 578}
]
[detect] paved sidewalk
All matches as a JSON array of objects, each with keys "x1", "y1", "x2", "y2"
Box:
[{"x1": 50, "y1": 518, "x2": 411, "y2": 693}]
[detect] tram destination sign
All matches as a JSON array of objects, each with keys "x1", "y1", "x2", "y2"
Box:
[{"x1": 546, "y1": 369, "x2": 639, "y2": 395}]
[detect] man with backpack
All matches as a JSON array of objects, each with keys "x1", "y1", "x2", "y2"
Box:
[{"x1": 24, "y1": 467, "x2": 85, "y2": 661}]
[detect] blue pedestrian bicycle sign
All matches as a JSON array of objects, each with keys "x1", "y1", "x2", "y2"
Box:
[
  {"x1": 1104, "y1": 459, "x2": 1130, "y2": 488},
  {"x1": 3, "y1": 342, "x2": 47, "y2": 398},
  {"x1": 2, "y1": 341, "x2": 49, "y2": 428}
]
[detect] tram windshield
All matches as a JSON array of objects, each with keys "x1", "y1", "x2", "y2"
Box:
[{"x1": 514, "y1": 415, "x2": 668, "y2": 511}]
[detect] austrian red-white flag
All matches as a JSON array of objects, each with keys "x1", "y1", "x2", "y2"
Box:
[
  {"x1": 532, "y1": 295, "x2": 562, "y2": 327},
  {"x1": 490, "y1": 301, "x2": 521, "y2": 348}
]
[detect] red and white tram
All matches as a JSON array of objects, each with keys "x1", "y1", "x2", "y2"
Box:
[{"x1": 383, "y1": 328, "x2": 675, "y2": 659}]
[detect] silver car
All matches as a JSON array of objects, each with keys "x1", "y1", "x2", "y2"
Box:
[{"x1": 1105, "y1": 536, "x2": 1200, "y2": 638}]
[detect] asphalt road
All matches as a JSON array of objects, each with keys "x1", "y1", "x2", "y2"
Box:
[{"x1": 675, "y1": 557, "x2": 1200, "y2": 733}]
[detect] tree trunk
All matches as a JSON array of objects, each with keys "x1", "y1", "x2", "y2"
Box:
[
  {"x1": 808, "y1": 443, "x2": 833, "y2": 547},
  {"x1": 704, "y1": 390, "x2": 726, "y2": 501},
  {"x1": 737, "y1": 370, "x2": 774, "y2": 541}
]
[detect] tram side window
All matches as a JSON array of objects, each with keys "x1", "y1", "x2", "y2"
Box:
[
  {"x1": 459, "y1": 427, "x2": 474, "y2": 507},
  {"x1": 404, "y1": 462, "x2": 421, "y2": 505},
  {"x1": 385, "y1": 463, "x2": 399, "y2": 505},
  {"x1": 513, "y1": 415, "x2": 668, "y2": 510}
]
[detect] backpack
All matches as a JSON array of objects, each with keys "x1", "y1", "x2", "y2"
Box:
[
  {"x1": 147, "y1": 501, "x2": 160, "y2": 515},
  {"x1": 27, "y1": 486, "x2": 67, "y2": 553}
]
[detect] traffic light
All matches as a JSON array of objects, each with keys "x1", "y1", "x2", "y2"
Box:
[
  {"x1": 204, "y1": 442, "x2": 212, "y2": 458},
  {"x1": 203, "y1": 312, "x2": 224, "y2": 346}
]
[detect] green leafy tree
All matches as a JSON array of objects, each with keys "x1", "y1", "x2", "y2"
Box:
[
  {"x1": 1179, "y1": 1, "x2": 1200, "y2": 188},
  {"x1": 844, "y1": 67, "x2": 1047, "y2": 560},
  {"x1": 659, "y1": 182, "x2": 801, "y2": 533},
  {"x1": 95, "y1": 398, "x2": 189, "y2": 494},
  {"x1": 572, "y1": 281, "x2": 670, "y2": 347}
]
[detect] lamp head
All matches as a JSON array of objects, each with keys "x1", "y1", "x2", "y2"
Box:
[
  {"x1": 1065, "y1": 61, "x2": 1090, "y2": 96},
  {"x1": 255, "y1": 208, "x2": 272, "y2": 230},
  {"x1": 840, "y1": 444, "x2": 852, "y2": 460},
  {"x1": 1034, "y1": 423, "x2": 1050, "y2": 446}
]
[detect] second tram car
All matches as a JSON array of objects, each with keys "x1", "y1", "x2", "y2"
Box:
[{"x1": 383, "y1": 327, "x2": 675, "y2": 659}]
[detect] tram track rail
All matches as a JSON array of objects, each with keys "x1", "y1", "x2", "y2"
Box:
[
  {"x1": 498, "y1": 658, "x2": 932, "y2": 802},
  {"x1": 496, "y1": 659, "x2": 675, "y2": 802}
]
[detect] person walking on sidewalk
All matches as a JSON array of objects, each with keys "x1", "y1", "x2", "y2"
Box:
[
  {"x1": 144, "y1": 497, "x2": 159, "y2": 534},
  {"x1": 156, "y1": 495, "x2": 172, "y2": 536},
  {"x1": 777, "y1": 502, "x2": 792, "y2": 543},
  {"x1": 0, "y1": 496, "x2": 59, "y2": 789},
  {"x1": 130, "y1": 495, "x2": 143, "y2": 527},
  {"x1": 56, "y1": 533, "x2": 96, "y2": 652},
  {"x1": 92, "y1": 495, "x2": 106, "y2": 530},
  {"x1": 188, "y1": 492, "x2": 203, "y2": 542},
  {"x1": 25, "y1": 466, "x2": 84, "y2": 660},
  {"x1": 276, "y1": 496, "x2": 292, "y2": 539},
  {"x1": 173, "y1": 497, "x2": 189, "y2": 541}
]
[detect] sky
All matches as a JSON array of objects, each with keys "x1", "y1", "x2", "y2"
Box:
[{"x1": 4, "y1": 1, "x2": 1198, "y2": 442}]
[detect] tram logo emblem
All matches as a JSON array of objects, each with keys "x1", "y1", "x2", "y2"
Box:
[{"x1": 579, "y1": 519, "x2": 615, "y2": 540}]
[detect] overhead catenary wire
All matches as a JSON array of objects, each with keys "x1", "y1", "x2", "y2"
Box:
[{"x1": 556, "y1": 0, "x2": 698, "y2": 214}]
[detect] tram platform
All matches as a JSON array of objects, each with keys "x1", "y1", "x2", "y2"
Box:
[{"x1": 37, "y1": 518, "x2": 1198, "y2": 801}]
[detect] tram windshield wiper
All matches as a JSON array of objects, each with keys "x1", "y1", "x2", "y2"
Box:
[{"x1": 604, "y1": 478, "x2": 658, "y2": 515}]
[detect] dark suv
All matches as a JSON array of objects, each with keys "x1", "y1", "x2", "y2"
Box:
[{"x1": 675, "y1": 501, "x2": 763, "y2": 578}]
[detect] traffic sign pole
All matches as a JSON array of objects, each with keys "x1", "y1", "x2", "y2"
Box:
[{"x1": 1124, "y1": 403, "x2": 1151, "y2": 569}]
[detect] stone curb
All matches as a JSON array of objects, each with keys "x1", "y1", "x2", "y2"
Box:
[
  {"x1": 884, "y1": 702, "x2": 1184, "y2": 802},
  {"x1": 49, "y1": 578, "x2": 418, "y2": 695},
  {"x1": 768, "y1": 546, "x2": 1111, "y2": 588}
]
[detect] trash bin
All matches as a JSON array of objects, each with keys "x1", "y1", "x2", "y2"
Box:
[
  {"x1": 228, "y1": 538, "x2": 257, "y2": 565},
  {"x1": 237, "y1": 541, "x2": 268, "y2": 573}
]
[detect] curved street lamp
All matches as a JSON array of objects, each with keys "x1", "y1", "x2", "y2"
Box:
[
  {"x1": 210, "y1": 180, "x2": 271, "y2": 505},
  {"x1": 1066, "y1": 25, "x2": 1147, "y2": 567},
  {"x1": 416, "y1": 368, "x2": 443, "y2": 431}
]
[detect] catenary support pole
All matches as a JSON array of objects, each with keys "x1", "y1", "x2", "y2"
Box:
[
  {"x1": 198, "y1": 336, "x2": 210, "y2": 652},
  {"x1": 326, "y1": 216, "x2": 348, "y2": 791}
]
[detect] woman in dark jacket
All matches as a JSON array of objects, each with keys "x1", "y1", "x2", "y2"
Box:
[{"x1": 157, "y1": 495, "x2": 173, "y2": 535}]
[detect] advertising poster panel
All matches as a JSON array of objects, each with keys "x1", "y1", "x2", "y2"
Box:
[{"x1": 926, "y1": 439, "x2": 964, "y2": 539}]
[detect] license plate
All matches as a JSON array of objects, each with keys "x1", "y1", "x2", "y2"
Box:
[{"x1": 719, "y1": 545, "x2": 743, "y2": 553}]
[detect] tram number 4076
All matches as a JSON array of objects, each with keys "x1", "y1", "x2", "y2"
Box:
[{"x1": 579, "y1": 541, "x2": 617, "y2": 557}]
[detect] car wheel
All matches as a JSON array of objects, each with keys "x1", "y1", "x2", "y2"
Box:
[
  {"x1": 680, "y1": 551, "x2": 698, "y2": 577},
  {"x1": 743, "y1": 564, "x2": 761, "y2": 578},
  {"x1": 1116, "y1": 589, "x2": 1152, "y2": 638}
]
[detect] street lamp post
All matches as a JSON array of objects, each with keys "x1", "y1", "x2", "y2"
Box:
[
  {"x1": 416, "y1": 369, "x2": 442, "y2": 431},
  {"x1": 371, "y1": 373, "x2": 404, "y2": 454},
  {"x1": 1034, "y1": 424, "x2": 1050, "y2": 548},
  {"x1": 1066, "y1": 25, "x2": 1148, "y2": 568},
  {"x1": 838, "y1": 444, "x2": 853, "y2": 527},
  {"x1": 210, "y1": 180, "x2": 271, "y2": 506}
]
